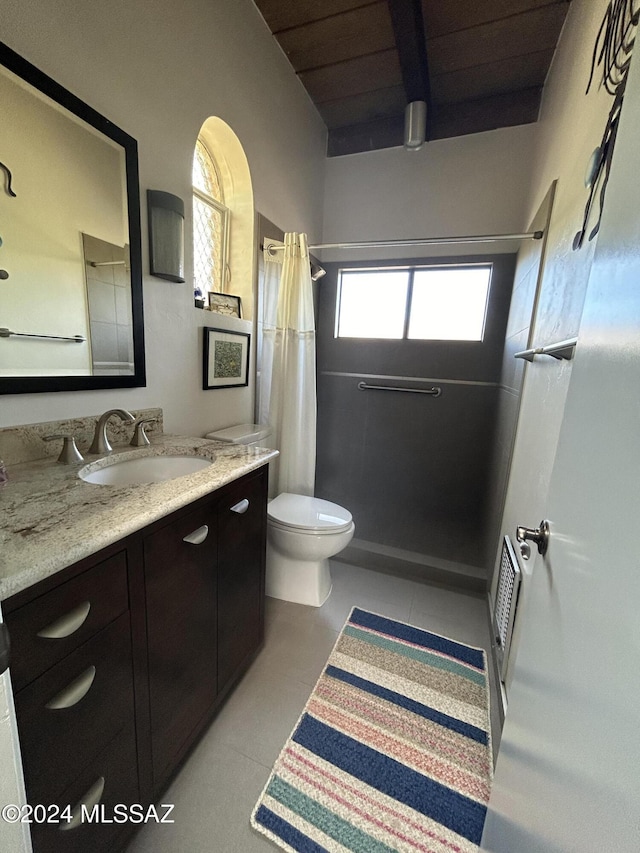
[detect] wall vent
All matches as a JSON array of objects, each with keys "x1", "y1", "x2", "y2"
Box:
[{"x1": 493, "y1": 535, "x2": 522, "y2": 681}]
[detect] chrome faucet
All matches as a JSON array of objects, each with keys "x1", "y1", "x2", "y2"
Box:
[{"x1": 88, "y1": 409, "x2": 135, "y2": 455}]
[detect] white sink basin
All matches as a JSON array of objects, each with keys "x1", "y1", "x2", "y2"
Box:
[{"x1": 79, "y1": 454, "x2": 213, "y2": 486}]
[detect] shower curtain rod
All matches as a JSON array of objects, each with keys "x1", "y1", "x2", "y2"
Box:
[{"x1": 266, "y1": 230, "x2": 544, "y2": 254}]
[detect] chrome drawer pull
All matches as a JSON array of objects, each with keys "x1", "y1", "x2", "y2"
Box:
[
  {"x1": 45, "y1": 665, "x2": 96, "y2": 710},
  {"x1": 230, "y1": 499, "x2": 249, "y2": 514},
  {"x1": 60, "y1": 776, "x2": 105, "y2": 831},
  {"x1": 183, "y1": 524, "x2": 209, "y2": 545},
  {"x1": 37, "y1": 601, "x2": 91, "y2": 639}
]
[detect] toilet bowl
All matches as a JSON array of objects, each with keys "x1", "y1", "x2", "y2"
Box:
[
  {"x1": 266, "y1": 493, "x2": 355, "y2": 607},
  {"x1": 205, "y1": 424, "x2": 354, "y2": 608}
]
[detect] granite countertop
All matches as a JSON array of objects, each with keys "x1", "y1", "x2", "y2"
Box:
[{"x1": 0, "y1": 434, "x2": 277, "y2": 601}]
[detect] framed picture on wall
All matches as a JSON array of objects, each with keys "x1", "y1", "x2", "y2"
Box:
[
  {"x1": 207, "y1": 291, "x2": 242, "y2": 318},
  {"x1": 203, "y1": 327, "x2": 250, "y2": 390}
]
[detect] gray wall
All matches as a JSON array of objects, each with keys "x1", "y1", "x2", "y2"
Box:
[{"x1": 315, "y1": 254, "x2": 517, "y2": 581}]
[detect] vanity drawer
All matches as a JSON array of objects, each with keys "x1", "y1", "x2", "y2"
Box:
[
  {"x1": 15, "y1": 612, "x2": 134, "y2": 807},
  {"x1": 6, "y1": 550, "x2": 129, "y2": 691},
  {"x1": 29, "y1": 722, "x2": 139, "y2": 853}
]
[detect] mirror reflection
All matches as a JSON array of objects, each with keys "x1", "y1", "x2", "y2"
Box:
[{"x1": 0, "y1": 42, "x2": 145, "y2": 393}]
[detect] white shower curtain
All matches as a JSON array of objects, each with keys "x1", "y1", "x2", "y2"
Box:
[{"x1": 260, "y1": 233, "x2": 316, "y2": 496}]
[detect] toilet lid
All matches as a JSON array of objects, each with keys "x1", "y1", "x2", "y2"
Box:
[{"x1": 268, "y1": 493, "x2": 353, "y2": 533}]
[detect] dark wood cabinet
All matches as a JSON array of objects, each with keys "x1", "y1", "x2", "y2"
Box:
[
  {"x1": 3, "y1": 464, "x2": 268, "y2": 853},
  {"x1": 14, "y1": 612, "x2": 135, "y2": 807},
  {"x1": 7, "y1": 550, "x2": 129, "y2": 694},
  {"x1": 144, "y1": 501, "x2": 218, "y2": 790},
  {"x1": 29, "y1": 723, "x2": 139, "y2": 853},
  {"x1": 217, "y1": 472, "x2": 267, "y2": 694}
]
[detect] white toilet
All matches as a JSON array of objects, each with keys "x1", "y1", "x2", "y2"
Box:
[
  {"x1": 205, "y1": 424, "x2": 355, "y2": 607},
  {"x1": 266, "y1": 492, "x2": 354, "y2": 606}
]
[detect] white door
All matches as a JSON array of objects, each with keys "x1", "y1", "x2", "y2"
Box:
[{"x1": 481, "y1": 47, "x2": 640, "y2": 853}]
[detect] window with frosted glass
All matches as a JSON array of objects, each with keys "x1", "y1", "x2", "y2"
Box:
[
  {"x1": 336, "y1": 270, "x2": 408, "y2": 338},
  {"x1": 408, "y1": 267, "x2": 491, "y2": 340},
  {"x1": 335, "y1": 264, "x2": 491, "y2": 341},
  {"x1": 192, "y1": 139, "x2": 229, "y2": 297}
]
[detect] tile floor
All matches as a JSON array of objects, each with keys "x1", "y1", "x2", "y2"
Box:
[{"x1": 127, "y1": 560, "x2": 502, "y2": 853}]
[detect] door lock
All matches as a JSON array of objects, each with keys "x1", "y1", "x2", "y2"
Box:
[{"x1": 516, "y1": 520, "x2": 550, "y2": 558}]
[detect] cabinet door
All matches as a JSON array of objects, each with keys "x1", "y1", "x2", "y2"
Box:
[
  {"x1": 15, "y1": 612, "x2": 134, "y2": 807},
  {"x1": 28, "y1": 723, "x2": 138, "y2": 853},
  {"x1": 143, "y1": 502, "x2": 217, "y2": 789},
  {"x1": 6, "y1": 550, "x2": 129, "y2": 692},
  {"x1": 217, "y1": 469, "x2": 267, "y2": 694}
]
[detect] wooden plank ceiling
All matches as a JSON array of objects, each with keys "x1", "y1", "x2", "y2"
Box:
[{"x1": 253, "y1": 0, "x2": 571, "y2": 156}]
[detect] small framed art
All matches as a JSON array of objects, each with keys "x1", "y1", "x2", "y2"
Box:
[
  {"x1": 203, "y1": 327, "x2": 250, "y2": 390},
  {"x1": 207, "y1": 291, "x2": 242, "y2": 318}
]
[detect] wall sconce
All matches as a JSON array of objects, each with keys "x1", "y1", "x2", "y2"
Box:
[{"x1": 147, "y1": 190, "x2": 185, "y2": 282}]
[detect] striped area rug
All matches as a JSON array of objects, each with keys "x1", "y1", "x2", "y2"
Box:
[{"x1": 251, "y1": 607, "x2": 492, "y2": 853}]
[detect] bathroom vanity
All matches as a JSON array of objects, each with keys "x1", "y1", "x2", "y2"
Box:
[{"x1": 0, "y1": 431, "x2": 276, "y2": 853}]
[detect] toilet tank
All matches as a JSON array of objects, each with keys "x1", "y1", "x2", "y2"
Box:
[{"x1": 205, "y1": 423, "x2": 273, "y2": 447}]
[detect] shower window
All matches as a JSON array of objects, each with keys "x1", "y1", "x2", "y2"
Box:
[
  {"x1": 335, "y1": 264, "x2": 492, "y2": 341},
  {"x1": 192, "y1": 138, "x2": 229, "y2": 298}
]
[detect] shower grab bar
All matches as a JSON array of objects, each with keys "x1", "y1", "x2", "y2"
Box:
[
  {"x1": 0, "y1": 327, "x2": 85, "y2": 343},
  {"x1": 514, "y1": 337, "x2": 577, "y2": 362},
  {"x1": 358, "y1": 381, "x2": 441, "y2": 397}
]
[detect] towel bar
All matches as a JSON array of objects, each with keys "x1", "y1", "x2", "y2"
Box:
[{"x1": 357, "y1": 381, "x2": 441, "y2": 397}]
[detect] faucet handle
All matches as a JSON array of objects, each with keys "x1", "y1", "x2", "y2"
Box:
[
  {"x1": 130, "y1": 418, "x2": 157, "y2": 447},
  {"x1": 44, "y1": 434, "x2": 84, "y2": 464}
]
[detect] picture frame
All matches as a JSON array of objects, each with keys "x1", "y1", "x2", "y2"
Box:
[
  {"x1": 207, "y1": 291, "x2": 242, "y2": 318},
  {"x1": 203, "y1": 327, "x2": 250, "y2": 390}
]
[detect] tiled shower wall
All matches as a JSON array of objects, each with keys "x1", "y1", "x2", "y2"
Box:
[
  {"x1": 315, "y1": 254, "x2": 517, "y2": 586},
  {"x1": 82, "y1": 233, "x2": 134, "y2": 376},
  {"x1": 482, "y1": 185, "x2": 555, "y2": 579}
]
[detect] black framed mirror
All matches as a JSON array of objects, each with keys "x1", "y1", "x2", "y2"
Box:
[{"x1": 0, "y1": 41, "x2": 145, "y2": 394}]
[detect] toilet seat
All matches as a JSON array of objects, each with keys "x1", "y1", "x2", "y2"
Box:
[{"x1": 267, "y1": 493, "x2": 353, "y2": 535}]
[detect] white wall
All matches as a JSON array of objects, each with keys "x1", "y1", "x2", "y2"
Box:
[
  {"x1": 0, "y1": 0, "x2": 326, "y2": 435},
  {"x1": 490, "y1": 0, "x2": 616, "y2": 692},
  {"x1": 321, "y1": 124, "x2": 538, "y2": 262}
]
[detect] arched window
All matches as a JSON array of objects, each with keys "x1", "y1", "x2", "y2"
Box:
[{"x1": 192, "y1": 138, "x2": 230, "y2": 298}]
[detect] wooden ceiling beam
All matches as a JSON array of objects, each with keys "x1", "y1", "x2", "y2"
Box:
[
  {"x1": 427, "y1": 4, "x2": 569, "y2": 76},
  {"x1": 299, "y1": 49, "x2": 402, "y2": 103},
  {"x1": 421, "y1": 0, "x2": 570, "y2": 41},
  {"x1": 327, "y1": 86, "x2": 542, "y2": 155},
  {"x1": 431, "y1": 48, "x2": 554, "y2": 106},
  {"x1": 387, "y1": 0, "x2": 430, "y2": 102},
  {"x1": 318, "y1": 85, "x2": 407, "y2": 128},
  {"x1": 328, "y1": 114, "x2": 405, "y2": 156},
  {"x1": 430, "y1": 87, "x2": 542, "y2": 139},
  {"x1": 386, "y1": 0, "x2": 432, "y2": 137},
  {"x1": 275, "y1": 2, "x2": 395, "y2": 73},
  {"x1": 255, "y1": 0, "x2": 374, "y2": 34}
]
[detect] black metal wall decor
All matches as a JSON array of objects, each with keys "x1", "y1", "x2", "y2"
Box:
[
  {"x1": 0, "y1": 160, "x2": 16, "y2": 196},
  {"x1": 574, "y1": 0, "x2": 640, "y2": 250}
]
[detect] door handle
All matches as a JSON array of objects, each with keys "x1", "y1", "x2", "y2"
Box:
[
  {"x1": 45, "y1": 665, "x2": 96, "y2": 710},
  {"x1": 183, "y1": 525, "x2": 209, "y2": 545},
  {"x1": 516, "y1": 520, "x2": 550, "y2": 558},
  {"x1": 37, "y1": 601, "x2": 91, "y2": 639},
  {"x1": 59, "y1": 776, "x2": 105, "y2": 831},
  {"x1": 230, "y1": 499, "x2": 249, "y2": 514}
]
